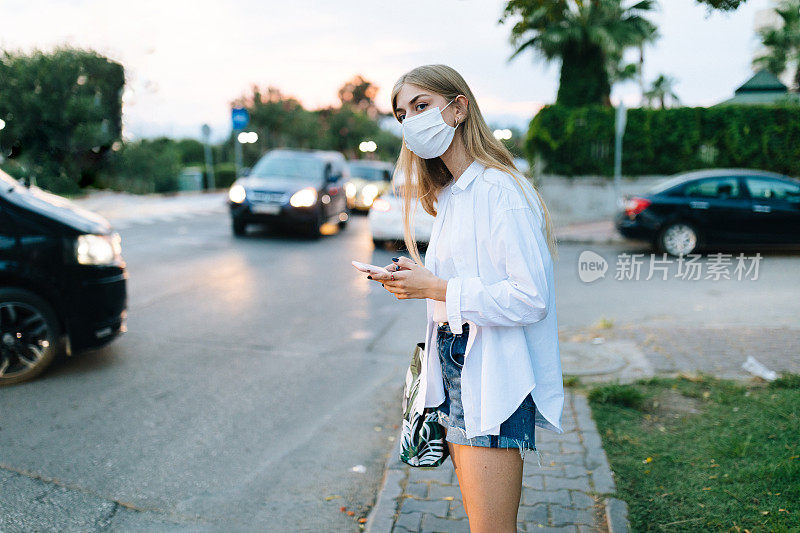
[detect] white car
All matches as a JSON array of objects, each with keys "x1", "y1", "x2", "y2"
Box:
[{"x1": 368, "y1": 186, "x2": 434, "y2": 248}]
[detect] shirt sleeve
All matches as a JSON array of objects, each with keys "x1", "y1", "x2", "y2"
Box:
[{"x1": 444, "y1": 205, "x2": 550, "y2": 331}]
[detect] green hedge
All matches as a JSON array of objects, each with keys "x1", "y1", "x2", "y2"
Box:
[
  {"x1": 210, "y1": 162, "x2": 237, "y2": 189},
  {"x1": 526, "y1": 104, "x2": 800, "y2": 177}
]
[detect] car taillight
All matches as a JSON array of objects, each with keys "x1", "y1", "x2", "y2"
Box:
[
  {"x1": 372, "y1": 198, "x2": 391, "y2": 212},
  {"x1": 624, "y1": 197, "x2": 651, "y2": 217}
]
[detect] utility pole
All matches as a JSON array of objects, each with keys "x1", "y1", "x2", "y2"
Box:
[
  {"x1": 231, "y1": 107, "x2": 250, "y2": 179},
  {"x1": 614, "y1": 103, "x2": 627, "y2": 210},
  {"x1": 201, "y1": 124, "x2": 216, "y2": 190}
]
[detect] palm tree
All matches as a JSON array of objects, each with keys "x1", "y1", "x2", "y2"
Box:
[
  {"x1": 500, "y1": 0, "x2": 659, "y2": 106},
  {"x1": 695, "y1": 0, "x2": 748, "y2": 10},
  {"x1": 753, "y1": 0, "x2": 800, "y2": 91},
  {"x1": 643, "y1": 74, "x2": 680, "y2": 108}
]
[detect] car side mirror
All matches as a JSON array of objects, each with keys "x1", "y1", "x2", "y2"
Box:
[{"x1": 328, "y1": 173, "x2": 342, "y2": 183}]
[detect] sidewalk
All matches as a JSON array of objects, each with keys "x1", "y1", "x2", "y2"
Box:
[
  {"x1": 366, "y1": 389, "x2": 629, "y2": 533},
  {"x1": 554, "y1": 220, "x2": 628, "y2": 246},
  {"x1": 69, "y1": 189, "x2": 228, "y2": 228}
]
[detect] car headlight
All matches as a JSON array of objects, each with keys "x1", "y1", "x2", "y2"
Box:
[
  {"x1": 229, "y1": 184, "x2": 246, "y2": 203},
  {"x1": 76, "y1": 233, "x2": 123, "y2": 266},
  {"x1": 361, "y1": 184, "x2": 379, "y2": 206},
  {"x1": 290, "y1": 187, "x2": 318, "y2": 207},
  {"x1": 371, "y1": 198, "x2": 391, "y2": 212},
  {"x1": 345, "y1": 182, "x2": 356, "y2": 199}
]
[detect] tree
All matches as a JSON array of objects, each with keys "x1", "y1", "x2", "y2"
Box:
[
  {"x1": 643, "y1": 74, "x2": 681, "y2": 108},
  {"x1": 174, "y1": 138, "x2": 206, "y2": 164},
  {"x1": 231, "y1": 85, "x2": 318, "y2": 155},
  {"x1": 0, "y1": 47, "x2": 124, "y2": 193},
  {"x1": 753, "y1": 0, "x2": 800, "y2": 91},
  {"x1": 337, "y1": 75, "x2": 381, "y2": 118},
  {"x1": 100, "y1": 139, "x2": 183, "y2": 194},
  {"x1": 695, "y1": 0, "x2": 748, "y2": 10},
  {"x1": 500, "y1": 0, "x2": 659, "y2": 106},
  {"x1": 230, "y1": 78, "x2": 399, "y2": 162},
  {"x1": 316, "y1": 105, "x2": 380, "y2": 159}
]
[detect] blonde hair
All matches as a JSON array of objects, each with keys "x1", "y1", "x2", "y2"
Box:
[{"x1": 390, "y1": 64, "x2": 558, "y2": 265}]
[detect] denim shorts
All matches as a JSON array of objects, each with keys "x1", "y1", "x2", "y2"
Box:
[{"x1": 434, "y1": 322, "x2": 542, "y2": 465}]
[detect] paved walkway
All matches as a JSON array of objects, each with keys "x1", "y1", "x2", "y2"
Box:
[
  {"x1": 554, "y1": 220, "x2": 628, "y2": 245},
  {"x1": 70, "y1": 189, "x2": 228, "y2": 229},
  {"x1": 366, "y1": 389, "x2": 629, "y2": 533}
]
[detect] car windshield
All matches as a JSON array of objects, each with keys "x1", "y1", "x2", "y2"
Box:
[
  {"x1": 349, "y1": 164, "x2": 388, "y2": 181},
  {"x1": 250, "y1": 154, "x2": 326, "y2": 180}
]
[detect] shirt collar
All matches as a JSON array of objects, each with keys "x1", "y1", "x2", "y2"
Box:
[{"x1": 452, "y1": 159, "x2": 483, "y2": 193}]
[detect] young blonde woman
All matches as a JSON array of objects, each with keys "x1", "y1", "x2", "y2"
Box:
[{"x1": 367, "y1": 64, "x2": 564, "y2": 532}]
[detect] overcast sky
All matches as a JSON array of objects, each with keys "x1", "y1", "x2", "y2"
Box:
[{"x1": 0, "y1": 0, "x2": 774, "y2": 141}]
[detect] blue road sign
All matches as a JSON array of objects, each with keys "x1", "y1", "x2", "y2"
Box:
[{"x1": 231, "y1": 107, "x2": 250, "y2": 130}]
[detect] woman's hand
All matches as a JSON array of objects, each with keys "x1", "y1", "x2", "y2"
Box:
[{"x1": 368, "y1": 257, "x2": 447, "y2": 300}]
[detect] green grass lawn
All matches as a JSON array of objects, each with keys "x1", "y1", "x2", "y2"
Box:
[{"x1": 581, "y1": 373, "x2": 799, "y2": 532}]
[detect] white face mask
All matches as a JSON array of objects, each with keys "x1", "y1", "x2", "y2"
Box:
[{"x1": 401, "y1": 98, "x2": 461, "y2": 159}]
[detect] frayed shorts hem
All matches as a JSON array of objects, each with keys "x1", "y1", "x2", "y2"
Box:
[{"x1": 435, "y1": 410, "x2": 543, "y2": 467}]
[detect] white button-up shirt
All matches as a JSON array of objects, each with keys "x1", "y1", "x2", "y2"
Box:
[
  {"x1": 411, "y1": 159, "x2": 565, "y2": 439},
  {"x1": 431, "y1": 196, "x2": 456, "y2": 323}
]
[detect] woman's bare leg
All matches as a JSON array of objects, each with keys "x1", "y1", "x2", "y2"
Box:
[
  {"x1": 447, "y1": 440, "x2": 470, "y2": 518},
  {"x1": 450, "y1": 441, "x2": 523, "y2": 533}
]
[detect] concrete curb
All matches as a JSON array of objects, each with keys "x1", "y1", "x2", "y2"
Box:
[
  {"x1": 572, "y1": 392, "x2": 631, "y2": 533},
  {"x1": 365, "y1": 437, "x2": 405, "y2": 533},
  {"x1": 70, "y1": 188, "x2": 229, "y2": 201},
  {"x1": 556, "y1": 235, "x2": 628, "y2": 245},
  {"x1": 605, "y1": 497, "x2": 631, "y2": 533},
  {"x1": 553, "y1": 219, "x2": 648, "y2": 246}
]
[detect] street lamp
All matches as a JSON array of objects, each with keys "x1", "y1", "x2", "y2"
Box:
[
  {"x1": 358, "y1": 140, "x2": 377, "y2": 153},
  {"x1": 237, "y1": 131, "x2": 258, "y2": 144}
]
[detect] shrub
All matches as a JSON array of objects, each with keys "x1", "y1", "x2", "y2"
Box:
[
  {"x1": 526, "y1": 104, "x2": 800, "y2": 177},
  {"x1": 100, "y1": 140, "x2": 182, "y2": 193},
  {"x1": 212, "y1": 162, "x2": 237, "y2": 189}
]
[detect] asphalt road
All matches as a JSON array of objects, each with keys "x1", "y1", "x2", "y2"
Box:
[
  {"x1": 1, "y1": 209, "x2": 798, "y2": 532},
  {"x1": 0, "y1": 212, "x2": 424, "y2": 532}
]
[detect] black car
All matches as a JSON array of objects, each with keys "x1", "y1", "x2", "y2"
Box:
[
  {"x1": 228, "y1": 148, "x2": 351, "y2": 238},
  {"x1": 615, "y1": 169, "x2": 800, "y2": 256},
  {"x1": 0, "y1": 170, "x2": 127, "y2": 385}
]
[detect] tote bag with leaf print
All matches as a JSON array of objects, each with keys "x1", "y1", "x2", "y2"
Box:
[{"x1": 399, "y1": 341, "x2": 449, "y2": 467}]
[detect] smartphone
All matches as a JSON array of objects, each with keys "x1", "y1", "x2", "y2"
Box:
[{"x1": 352, "y1": 260, "x2": 391, "y2": 276}]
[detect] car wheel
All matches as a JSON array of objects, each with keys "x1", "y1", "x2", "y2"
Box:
[
  {"x1": 657, "y1": 221, "x2": 700, "y2": 257},
  {"x1": 0, "y1": 288, "x2": 63, "y2": 386},
  {"x1": 232, "y1": 217, "x2": 247, "y2": 236},
  {"x1": 372, "y1": 237, "x2": 386, "y2": 248}
]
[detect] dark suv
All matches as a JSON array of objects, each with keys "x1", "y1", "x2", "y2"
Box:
[
  {"x1": 0, "y1": 170, "x2": 127, "y2": 385},
  {"x1": 228, "y1": 148, "x2": 351, "y2": 237}
]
